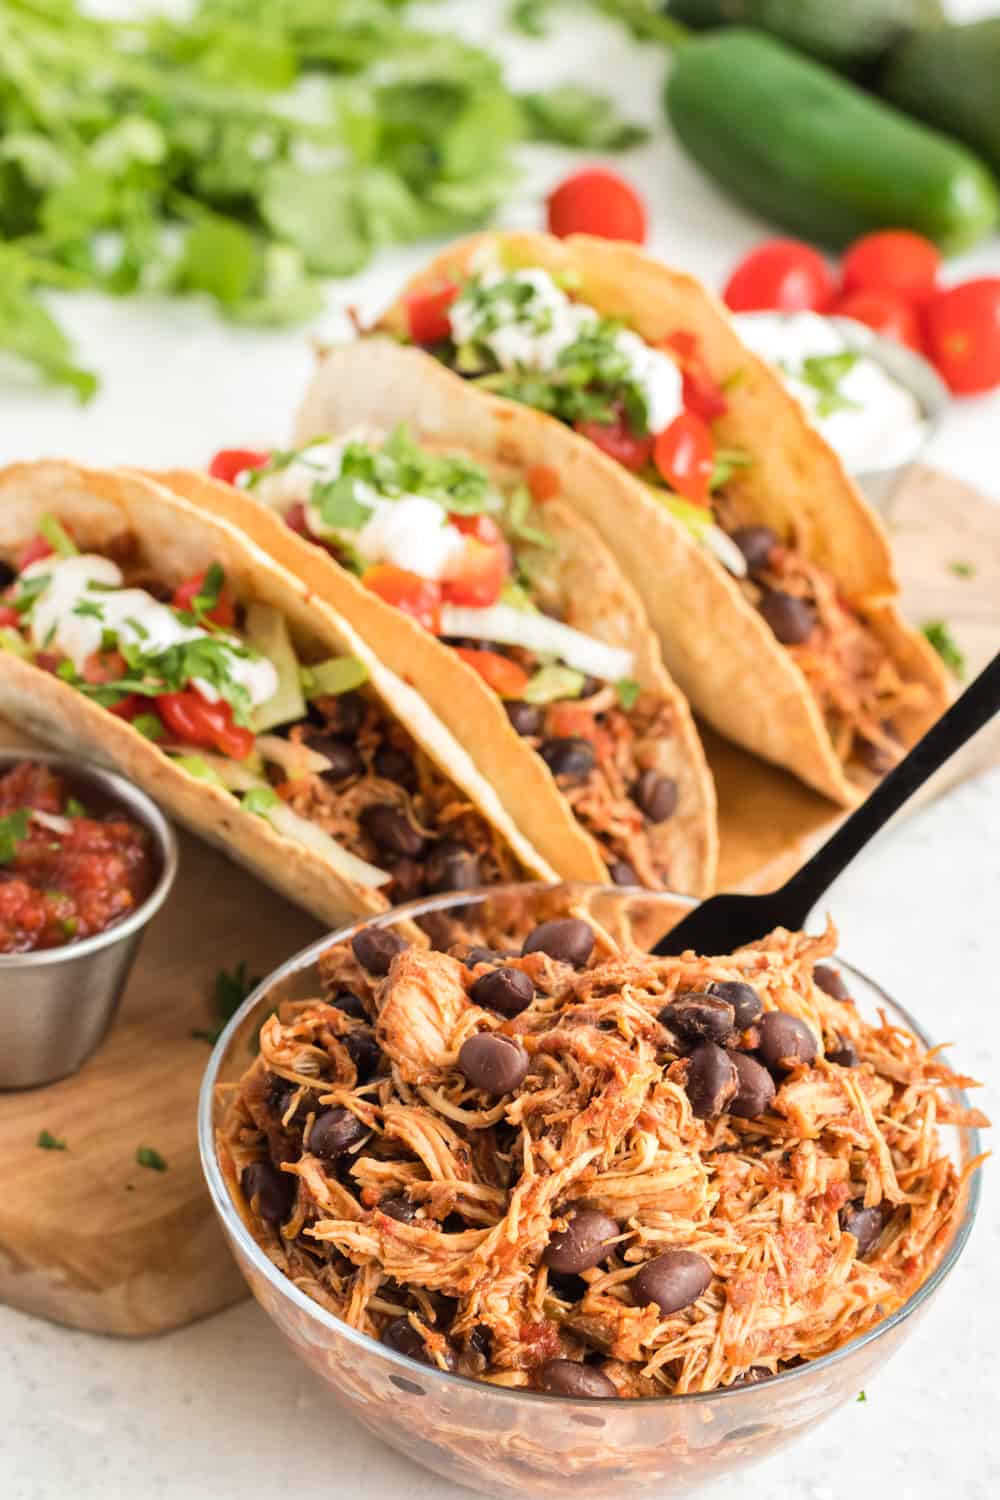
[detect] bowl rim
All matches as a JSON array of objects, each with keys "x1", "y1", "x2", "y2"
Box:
[
  {"x1": 198, "y1": 882, "x2": 983, "y2": 1410},
  {"x1": 0, "y1": 748, "x2": 178, "y2": 969}
]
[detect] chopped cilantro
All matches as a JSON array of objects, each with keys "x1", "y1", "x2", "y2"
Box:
[
  {"x1": 616, "y1": 677, "x2": 641, "y2": 711},
  {"x1": 10, "y1": 573, "x2": 51, "y2": 616},
  {"x1": 797, "y1": 353, "x2": 861, "y2": 418},
  {"x1": 313, "y1": 474, "x2": 375, "y2": 532},
  {"x1": 857, "y1": 1390, "x2": 867, "y2": 1403},
  {"x1": 193, "y1": 960, "x2": 261, "y2": 1045},
  {"x1": 72, "y1": 599, "x2": 105, "y2": 621},
  {"x1": 191, "y1": 562, "x2": 225, "y2": 622},
  {"x1": 136, "y1": 1146, "x2": 167, "y2": 1172},
  {"x1": 950, "y1": 561, "x2": 975, "y2": 578},
  {"x1": 0, "y1": 809, "x2": 30, "y2": 865},
  {"x1": 65, "y1": 796, "x2": 87, "y2": 817},
  {"x1": 37, "y1": 1129, "x2": 67, "y2": 1151},
  {"x1": 922, "y1": 620, "x2": 966, "y2": 679}
]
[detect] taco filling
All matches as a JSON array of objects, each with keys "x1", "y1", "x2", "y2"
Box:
[
  {"x1": 211, "y1": 427, "x2": 688, "y2": 888},
  {"x1": 0, "y1": 517, "x2": 526, "y2": 904},
  {"x1": 400, "y1": 261, "x2": 926, "y2": 777}
]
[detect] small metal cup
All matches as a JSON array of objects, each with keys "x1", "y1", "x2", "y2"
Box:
[{"x1": 0, "y1": 751, "x2": 178, "y2": 1090}]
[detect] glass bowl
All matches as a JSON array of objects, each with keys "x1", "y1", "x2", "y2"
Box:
[{"x1": 198, "y1": 885, "x2": 983, "y2": 1500}]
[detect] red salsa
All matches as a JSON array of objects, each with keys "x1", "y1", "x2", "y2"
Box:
[{"x1": 0, "y1": 761, "x2": 157, "y2": 955}]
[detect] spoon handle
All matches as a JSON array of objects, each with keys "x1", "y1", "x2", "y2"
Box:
[{"x1": 778, "y1": 651, "x2": 1000, "y2": 930}]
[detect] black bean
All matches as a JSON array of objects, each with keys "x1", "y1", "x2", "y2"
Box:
[
  {"x1": 352, "y1": 926, "x2": 406, "y2": 976},
  {"x1": 382, "y1": 1316, "x2": 430, "y2": 1364},
  {"x1": 240, "y1": 1161, "x2": 294, "y2": 1226},
  {"x1": 634, "y1": 770, "x2": 678, "y2": 823},
  {"x1": 308, "y1": 738, "x2": 363, "y2": 782},
  {"x1": 759, "y1": 590, "x2": 816, "y2": 645},
  {"x1": 814, "y1": 963, "x2": 850, "y2": 1000},
  {"x1": 522, "y1": 918, "x2": 594, "y2": 968},
  {"x1": 465, "y1": 946, "x2": 500, "y2": 967},
  {"x1": 425, "y1": 840, "x2": 479, "y2": 893},
  {"x1": 505, "y1": 700, "x2": 545, "y2": 737},
  {"x1": 387, "y1": 856, "x2": 424, "y2": 903},
  {"x1": 331, "y1": 991, "x2": 368, "y2": 1021},
  {"x1": 706, "y1": 980, "x2": 763, "y2": 1030},
  {"x1": 426, "y1": 1292, "x2": 459, "y2": 1326},
  {"x1": 0, "y1": 560, "x2": 16, "y2": 589},
  {"x1": 730, "y1": 525, "x2": 778, "y2": 574},
  {"x1": 539, "y1": 737, "x2": 596, "y2": 783},
  {"x1": 319, "y1": 691, "x2": 365, "y2": 738},
  {"x1": 727, "y1": 1051, "x2": 776, "y2": 1119},
  {"x1": 537, "y1": 1360, "x2": 617, "y2": 1399},
  {"x1": 380, "y1": 1196, "x2": 417, "y2": 1224},
  {"x1": 441, "y1": 1212, "x2": 466, "y2": 1235},
  {"x1": 361, "y1": 804, "x2": 426, "y2": 859},
  {"x1": 544, "y1": 1208, "x2": 620, "y2": 1274},
  {"x1": 344, "y1": 1027, "x2": 381, "y2": 1082},
  {"x1": 271, "y1": 1081, "x2": 318, "y2": 1128},
  {"x1": 659, "y1": 991, "x2": 736, "y2": 1046},
  {"x1": 373, "y1": 746, "x2": 417, "y2": 791},
  {"x1": 470, "y1": 966, "x2": 534, "y2": 1018},
  {"x1": 841, "y1": 1203, "x2": 886, "y2": 1258},
  {"x1": 467, "y1": 1325, "x2": 493, "y2": 1363},
  {"x1": 608, "y1": 859, "x2": 640, "y2": 886},
  {"x1": 757, "y1": 1012, "x2": 817, "y2": 1073},
  {"x1": 547, "y1": 1271, "x2": 588, "y2": 1303},
  {"x1": 828, "y1": 1035, "x2": 860, "y2": 1068},
  {"x1": 631, "y1": 1250, "x2": 712, "y2": 1315},
  {"x1": 458, "y1": 1033, "x2": 529, "y2": 1095},
  {"x1": 733, "y1": 1366, "x2": 773, "y2": 1387},
  {"x1": 308, "y1": 1107, "x2": 367, "y2": 1160},
  {"x1": 685, "y1": 1042, "x2": 739, "y2": 1119}
]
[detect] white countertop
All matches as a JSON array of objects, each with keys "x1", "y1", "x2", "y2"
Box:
[{"x1": 1, "y1": 1, "x2": 998, "y2": 1496}]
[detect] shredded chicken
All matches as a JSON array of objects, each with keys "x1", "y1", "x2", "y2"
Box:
[{"x1": 219, "y1": 917, "x2": 986, "y2": 1397}]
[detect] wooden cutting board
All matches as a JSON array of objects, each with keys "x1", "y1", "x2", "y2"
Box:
[{"x1": 0, "y1": 464, "x2": 995, "y2": 1337}]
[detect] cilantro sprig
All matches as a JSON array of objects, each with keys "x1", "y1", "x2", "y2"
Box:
[
  {"x1": 192, "y1": 959, "x2": 262, "y2": 1045},
  {"x1": 0, "y1": 809, "x2": 30, "y2": 866},
  {"x1": 0, "y1": 0, "x2": 642, "y2": 400},
  {"x1": 922, "y1": 620, "x2": 966, "y2": 680}
]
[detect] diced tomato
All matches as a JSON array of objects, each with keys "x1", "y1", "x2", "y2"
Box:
[
  {"x1": 525, "y1": 464, "x2": 561, "y2": 504},
  {"x1": 404, "y1": 279, "x2": 459, "y2": 345},
  {"x1": 923, "y1": 279, "x2": 1000, "y2": 395},
  {"x1": 449, "y1": 513, "x2": 503, "y2": 545},
  {"x1": 724, "y1": 240, "x2": 834, "y2": 313},
  {"x1": 363, "y1": 565, "x2": 442, "y2": 633},
  {"x1": 172, "y1": 569, "x2": 236, "y2": 628},
  {"x1": 17, "y1": 535, "x2": 54, "y2": 572},
  {"x1": 829, "y1": 288, "x2": 923, "y2": 353},
  {"x1": 108, "y1": 694, "x2": 145, "y2": 721},
  {"x1": 442, "y1": 537, "x2": 508, "y2": 608},
  {"x1": 662, "y1": 331, "x2": 728, "y2": 423},
  {"x1": 157, "y1": 691, "x2": 255, "y2": 761},
  {"x1": 546, "y1": 169, "x2": 647, "y2": 245},
  {"x1": 840, "y1": 231, "x2": 940, "y2": 306},
  {"x1": 0, "y1": 606, "x2": 20, "y2": 628},
  {"x1": 81, "y1": 650, "x2": 128, "y2": 685},
  {"x1": 208, "y1": 449, "x2": 271, "y2": 486},
  {"x1": 284, "y1": 502, "x2": 311, "y2": 537},
  {"x1": 453, "y1": 647, "x2": 529, "y2": 699},
  {"x1": 653, "y1": 412, "x2": 715, "y2": 506},
  {"x1": 575, "y1": 413, "x2": 653, "y2": 472},
  {"x1": 546, "y1": 702, "x2": 599, "y2": 745}
]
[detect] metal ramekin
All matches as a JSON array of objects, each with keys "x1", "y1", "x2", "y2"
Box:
[{"x1": 0, "y1": 750, "x2": 178, "y2": 1090}]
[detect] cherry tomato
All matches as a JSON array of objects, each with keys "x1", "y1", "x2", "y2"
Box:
[
  {"x1": 724, "y1": 240, "x2": 834, "y2": 314},
  {"x1": 108, "y1": 694, "x2": 145, "y2": 721},
  {"x1": 923, "y1": 279, "x2": 1000, "y2": 395},
  {"x1": 448, "y1": 513, "x2": 504, "y2": 545},
  {"x1": 172, "y1": 569, "x2": 236, "y2": 628},
  {"x1": 840, "y1": 231, "x2": 940, "y2": 305},
  {"x1": 453, "y1": 647, "x2": 529, "y2": 698},
  {"x1": 363, "y1": 565, "x2": 442, "y2": 633},
  {"x1": 662, "y1": 331, "x2": 728, "y2": 422},
  {"x1": 442, "y1": 538, "x2": 508, "y2": 608},
  {"x1": 653, "y1": 413, "x2": 715, "y2": 506},
  {"x1": 17, "y1": 535, "x2": 54, "y2": 572},
  {"x1": 525, "y1": 464, "x2": 561, "y2": 504},
  {"x1": 575, "y1": 413, "x2": 653, "y2": 472},
  {"x1": 404, "y1": 279, "x2": 459, "y2": 345},
  {"x1": 546, "y1": 169, "x2": 647, "y2": 244},
  {"x1": 208, "y1": 449, "x2": 271, "y2": 486},
  {"x1": 157, "y1": 691, "x2": 255, "y2": 761},
  {"x1": 829, "y1": 287, "x2": 923, "y2": 353},
  {"x1": 0, "y1": 606, "x2": 20, "y2": 628}
]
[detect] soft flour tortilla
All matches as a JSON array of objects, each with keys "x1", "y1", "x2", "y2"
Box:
[
  {"x1": 155, "y1": 351, "x2": 719, "y2": 896},
  {"x1": 378, "y1": 232, "x2": 950, "y2": 806},
  {"x1": 0, "y1": 462, "x2": 554, "y2": 928}
]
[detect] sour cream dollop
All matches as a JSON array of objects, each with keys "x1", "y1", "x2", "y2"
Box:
[
  {"x1": 732, "y1": 311, "x2": 925, "y2": 474},
  {"x1": 24, "y1": 555, "x2": 278, "y2": 707},
  {"x1": 449, "y1": 269, "x2": 684, "y2": 434}
]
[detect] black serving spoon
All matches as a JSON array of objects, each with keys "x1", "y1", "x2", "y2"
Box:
[{"x1": 655, "y1": 651, "x2": 1000, "y2": 957}]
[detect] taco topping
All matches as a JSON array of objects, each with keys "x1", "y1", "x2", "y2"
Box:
[
  {"x1": 220, "y1": 913, "x2": 986, "y2": 1397},
  {"x1": 210, "y1": 430, "x2": 693, "y2": 890},
  {"x1": 1, "y1": 518, "x2": 529, "y2": 903},
  {"x1": 0, "y1": 759, "x2": 156, "y2": 954}
]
